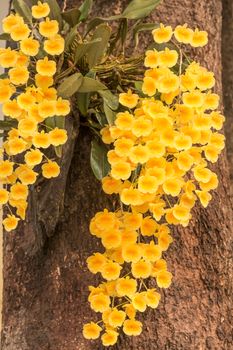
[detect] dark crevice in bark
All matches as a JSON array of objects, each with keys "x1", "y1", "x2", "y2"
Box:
[
  {"x1": 222, "y1": 0, "x2": 233, "y2": 191},
  {"x1": 20, "y1": 115, "x2": 79, "y2": 256}
]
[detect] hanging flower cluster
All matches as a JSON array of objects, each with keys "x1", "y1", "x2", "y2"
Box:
[
  {"x1": 83, "y1": 24, "x2": 225, "y2": 346},
  {"x1": 0, "y1": 0, "x2": 226, "y2": 345},
  {"x1": 0, "y1": 2, "x2": 70, "y2": 231}
]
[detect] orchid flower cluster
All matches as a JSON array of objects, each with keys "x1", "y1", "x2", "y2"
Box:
[
  {"x1": 0, "y1": 1, "x2": 225, "y2": 346},
  {"x1": 83, "y1": 24, "x2": 225, "y2": 346},
  {"x1": 0, "y1": 1, "x2": 70, "y2": 231}
]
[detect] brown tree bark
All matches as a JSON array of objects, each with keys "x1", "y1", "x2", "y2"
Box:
[
  {"x1": 222, "y1": 0, "x2": 233, "y2": 194},
  {"x1": 1, "y1": 1, "x2": 233, "y2": 350}
]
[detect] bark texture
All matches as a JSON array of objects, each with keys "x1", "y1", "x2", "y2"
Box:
[
  {"x1": 222, "y1": 0, "x2": 233, "y2": 193},
  {"x1": 1, "y1": 1, "x2": 233, "y2": 350}
]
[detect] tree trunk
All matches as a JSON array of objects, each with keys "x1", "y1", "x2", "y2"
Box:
[
  {"x1": 222, "y1": 0, "x2": 233, "y2": 194},
  {"x1": 1, "y1": 1, "x2": 233, "y2": 350}
]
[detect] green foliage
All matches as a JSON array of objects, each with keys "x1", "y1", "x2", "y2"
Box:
[
  {"x1": 87, "y1": 24, "x2": 112, "y2": 69},
  {"x1": 61, "y1": 0, "x2": 93, "y2": 27},
  {"x1": 103, "y1": 102, "x2": 116, "y2": 126},
  {"x1": 79, "y1": 0, "x2": 93, "y2": 22},
  {"x1": 85, "y1": 0, "x2": 161, "y2": 29},
  {"x1": 0, "y1": 33, "x2": 12, "y2": 41},
  {"x1": 13, "y1": 0, "x2": 32, "y2": 24},
  {"x1": 46, "y1": 0, "x2": 63, "y2": 29},
  {"x1": 74, "y1": 38, "x2": 102, "y2": 64},
  {"x1": 0, "y1": 120, "x2": 17, "y2": 131},
  {"x1": 90, "y1": 139, "x2": 110, "y2": 180},
  {"x1": 57, "y1": 73, "x2": 83, "y2": 98},
  {"x1": 65, "y1": 24, "x2": 80, "y2": 50},
  {"x1": 98, "y1": 90, "x2": 119, "y2": 111},
  {"x1": 62, "y1": 8, "x2": 81, "y2": 27},
  {"x1": 120, "y1": 0, "x2": 161, "y2": 19},
  {"x1": 133, "y1": 22, "x2": 159, "y2": 46},
  {"x1": 119, "y1": 18, "x2": 128, "y2": 48},
  {"x1": 76, "y1": 92, "x2": 90, "y2": 116},
  {"x1": 78, "y1": 77, "x2": 106, "y2": 93},
  {"x1": 92, "y1": 110, "x2": 107, "y2": 127},
  {"x1": 85, "y1": 17, "x2": 106, "y2": 35}
]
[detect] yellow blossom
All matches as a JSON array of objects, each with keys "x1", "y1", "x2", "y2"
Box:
[
  {"x1": 36, "y1": 57, "x2": 56, "y2": 76},
  {"x1": 119, "y1": 90, "x2": 139, "y2": 109},
  {"x1": 0, "y1": 188, "x2": 9, "y2": 205},
  {"x1": 158, "y1": 48, "x2": 178, "y2": 68},
  {"x1": 2, "y1": 14, "x2": 24, "y2": 33},
  {"x1": 44, "y1": 34, "x2": 65, "y2": 55},
  {"x1": 10, "y1": 23, "x2": 30, "y2": 41},
  {"x1": 39, "y1": 18, "x2": 59, "y2": 37},
  {"x1": 152, "y1": 23, "x2": 173, "y2": 43},
  {"x1": 32, "y1": 1, "x2": 50, "y2": 19},
  {"x1": 123, "y1": 319, "x2": 142, "y2": 336},
  {"x1": 101, "y1": 330, "x2": 118, "y2": 346},
  {"x1": 42, "y1": 161, "x2": 60, "y2": 178},
  {"x1": 144, "y1": 50, "x2": 159, "y2": 68},
  {"x1": 83, "y1": 322, "x2": 102, "y2": 340},
  {"x1": 90, "y1": 293, "x2": 110, "y2": 313},
  {"x1": 0, "y1": 48, "x2": 18, "y2": 68},
  {"x1": 49, "y1": 128, "x2": 67, "y2": 146},
  {"x1": 108, "y1": 309, "x2": 126, "y2": 327},
  {"x1": 174, "y1": 24, "x2": 193, "y2": 43},
  {"x1": 3, "y1": 214, "x2": 19, "y2": 232},
  {"x1": 191, "y1": 28, "x2": 208, "y2": 47}
]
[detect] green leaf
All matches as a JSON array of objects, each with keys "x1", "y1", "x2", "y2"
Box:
[
  {"x1": 120, "y1": 18, "x2": 128, "y2": 46},
  {"x1": 44, "y1": 116, "x2": 56, "y2": 130},
  {"x1": 0, "y1": 73, "x2": 8, "y2": 79},
  {"x1": 26, "y1": 0, "x2": 38, "y2": 4},
  {"x1": 98, "y1": 90, "x2": 119, "y2": 110},
  {"x1": 92, "y1": 110, "x2": 107, "y2": 127},
  {"x1": 134, "y1": 81, "x2": 145, "y2": 97},
  {"x1": 44, "y1": 115, "x2": 65, "y2": 131},
  {"x1": 122, "y1": 0, "x2": 161, "y2": 19},
  {"x1": 133, "y1": 22, "x2": 159, "y2": 35},
  {"x1": 85, "y1": 17, "x2": 105, "y2": 35},
  {"x1": 103, "y1": 102, "x2": 116, "y2": 126},
  {"x1": 78, "y1": 77, "x2": 106, "y2": 93},
  {"x1": 56, "y1": 53, "x2": 64, "y2": 75},
  {"x1": 65, "y1": 24, "x2": 79, "y2": 51},
  {"x1": 74, "y1": 38, "x2": 102, "y2": 64},
  {"x1": 76, "y1": 71, "x2": 96, "y2": 115},
  {"x1": 134, "y1": 81, "x2": 143, "y2": 91},
  {"x1": 109, "y1": 18, "x2": 127, "y2": 54},
  {"x1": 90, "y1": 139, "x2": 110, "y2": 180},
  {"x1": 0, "y1": 120, "x2": 17, "y2": 130},
  {"x1": 54, "y1": 145, "x2": 62, "y2": 157},
  {"x1": 57, "y1": 73, "x2": 83, "y2": 98},
  {"x1": 133, "y1": 22, "x2": 159, "y2": 46},
  {"x1": 79, "y1": 0, "x2": 93, "y2": 22},
  {"x1": 87, "y1": 24, "x2": 111, "y2": 69},
  {"x1": 76, "y1": 92, "x2": 90, "y2": 115},
  {"x1": 85, "y1": 0, "x2": 160, "y2": 33},
  {"x1": 13, "y1": 0, "x2": 32, "y2": 23},
  {"x1": 46, "y1": 0, "x2": 63, "y2": 29},
  {"x1": 62, "y1": 8, "x2": 81, "y2": 27},
  {"x1": 55, "y1": 116, "x2": 65, "y2": 129},
  {"x1": 86, "y1": 0, "x2": 160, "y2": 22},
  {"x1": 0, "y1": 33, "x2": 12, "y2": 41}
]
